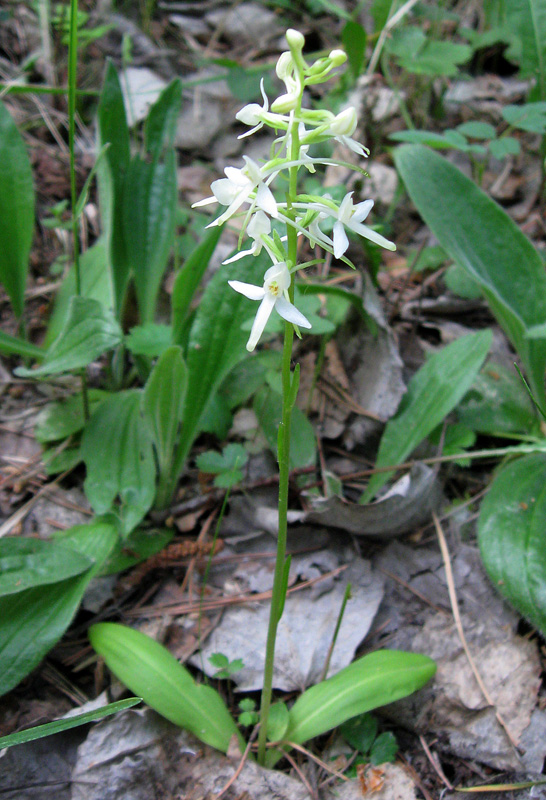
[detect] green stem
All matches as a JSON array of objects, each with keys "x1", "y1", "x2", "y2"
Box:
[
  {"x1": 68, "y1": 0, "x2": 89, "y2": 420},
  {"x1": 257, "y1": 105, "x2": 301, "y2": 766}
]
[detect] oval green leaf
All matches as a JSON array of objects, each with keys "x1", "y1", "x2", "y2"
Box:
[
  {"x1": 89, "y1": 622, "x2": 244, "y2": 754},
  {"x1": 0, "y1": 538, "x2": 93, "y2": 597},
  {"x1": 478, "y1": 453, "x2": 546, "y2": 636},
  {"x1": 394, "y1": 144, "x2": 546, "y2": 410}
]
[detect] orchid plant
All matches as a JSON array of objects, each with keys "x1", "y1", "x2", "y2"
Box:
[{"x1": 195, "y1": 29, "x2": 396, "y2": 763}]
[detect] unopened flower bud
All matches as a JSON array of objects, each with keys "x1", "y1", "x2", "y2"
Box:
[
  {"x1": 330, "y1": 107, "x2": 358, "y2": 137},
  {"x1": 329, "y1": 49, "x2": 347, "y2": 66},
  {"x1": 271, "y1": 92, "x2": 299, "y2": 113},
  {"x1": 276, "y1": 51, "x2": 293, "y2": 81},
  {"x1": 286, "y1": 29, "x2": 305, "y2": 52}
]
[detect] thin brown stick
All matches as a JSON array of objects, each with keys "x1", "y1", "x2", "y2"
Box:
[
  {"x1": 282, "y1": 749, "x2": 317, "y2": 800},
  {"x1": 214, "y1": 732, "x2": 256, "y2": 800},
  {"x1": 419, "y1": 734, "x2": 453, "y2": 790},
  {"x1": 125, "y1": 564, "x2": 348, "y2": 618},
  {"x1": 280, "y1": 741, "x2": 351, "y2": 783},
  {"x1": 433, "y1": 513, "x2": 520, "y2": 750}
]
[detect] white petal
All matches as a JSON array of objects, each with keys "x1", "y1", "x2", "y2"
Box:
[
  {"x1": 275, "y1": 296, "x2": 312, "y2": 328},
  {"x1": 238, "y1": 123, "x2": 263, "y2": 139},
  {"x1": 224, "y1": 166, "x2": 249, "y2": 186},
  {"x1": 212, "y1": 178, "x2": 239, "y2": 206},
  {"x1": 264, "y1": 262, "x2": 290, "y2": 292},
  {"x1": 352, "y1": 199, "x2": 374, "y2": 224},
  {"x1": 236, "y1": 102, "x2": 263, "y2": 126},
  {"x1": 259, "y1": 77, "x2": 269, "y2": 110},
  {"x1": 247, "y1": 210, "x2": 271, "y2": 238},
  {"x1": 228, "y1": 280, "x2": 265, "y2": 301},
  {"x1": 338, "y1": 135, "x2": 369, "y2": 157},
  {"x1": 333, "y1": 220, "x2": 349, "y2": 258},
  {"x1": 247, "y1": 294, "x2": 275, "y2": 351},
  {"x1": 191, "y1": 196, "x2": 218, "y2": 208},
  {"x1": 349, "y1": 222, "x2": 396, "y2": 251},
  {"x1": 256, "y1": 183, "x2": 279, "y2": 218},
  {"x1": 338, "y1": 192, "x2": 354, "y2": 222},
  {"x1": 223, "y1": 247, "x2": 255, "y2": 264}
]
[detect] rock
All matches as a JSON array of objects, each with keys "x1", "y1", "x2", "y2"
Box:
[{"x1": 205, "y1": 3, "x2": 281, "y2": 45}]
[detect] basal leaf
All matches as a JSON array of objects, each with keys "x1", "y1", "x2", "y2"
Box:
[
  {"x1": 506, "y1": 0, "x2": 546, "y2": 97},
  {"x1": 0, "y1": 100, "x2": 34, "y2": 318},
  {"x1": 89, "y1": 623, "x2": 244, "y2": 753},
  {"x1": 144, "y1": 78, "x2": 182, "y2": 158},
  {"x1": 168, "y1": 253, "x2": 269, "y2": 497},
  {"x1": 44, "y1": 237, "x2": 114, "y2": 347},
  {"x1": 142, "y1": 347, "x2": 187, "y2": 497},
  {"x1": 35, "y1": 389, "x2": 109, "y2": 443},
  {"x1": 96, "y1": 61, "x2": 131, "y2": 314},
  {"x1": 125, "y1": 323, "x2": 172, "y2": 357},
  {"x1": 171, "y1": 225, "x2": 223, "y2": 348},
  {"x1": 81, "y1": 390, "x2": 156, "y2": 535},
  {"x1": 478, "y1": 453, "x2": 546, "y2": 635},
  {"x1": 0, "y1": 330, "x2": 43, "y2": 360},
  {"x1": 361, "y1": 330, "x2": 492, "y2": 502},
  {"x1": 394, "y1": 144, "x2": 546, "y2": 410},
  {"x1": 0, "y1": 538, "x2": 92, "y2": 597},
  {"x1": 16, "y1": 297, "x2": 122, "y2": 377},
  {"x1": 0, "y1": 519, "x2": 118, "y2": 697},
  {"x1": 267, "y1": 650, "x2": 435, "y2": 767},
  {"x1": 123, "y1": 151, "x2": 177, "y2": 324}
]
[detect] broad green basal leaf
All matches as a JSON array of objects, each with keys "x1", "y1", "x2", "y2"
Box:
[
  {"x1": 267, "y1": 650, "x2": 435, "y2": 767},
  {"x1": 0, "y1": 538, "x2": 92, "y2": 597},
  {"x1": 0, "y1": 100, "x2": 34, "y2": 318},
  {"x1": 394, "y1": 144, "x2": 546, "y2": 410},
  {"x1": 89, "y1": 622, "x2": 245, "y2": 754},
  {"x1": 361, "y1": 329, "x2": 492, "y2": 502},
  {"x1": 0, "y1": 519, "x2": 118, "y2": 697},
  {"x1": 478, "y1": 453, "x2": 546, "y2": 636},
  {"x1": 16, "y1": 297, "x2": 122, "y2": 378},
  {"x1": 81, "y1": 390, "x2": 156, "y2": 535},
  {"x1": 35, "y1": 389, "x2": 109, "y2": 443}
]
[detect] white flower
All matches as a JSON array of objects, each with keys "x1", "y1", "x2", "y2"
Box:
[
  {"x1": 223, "y1": 211, "x2": 271, "y2": 264},
  {"x1": 309, "y1": 192, "x2": 396, "y2": 257},
  {"x1": 236, "y1": 79, "x2": 269, "y2": 138},
  {"x1": 229, "y1": 262, "x2": 311, "y2": 352},
  {"x1": 192, "y1": 156, "x2": 278, "y2": 226},
  {"x1": 328, "y1": 108, "x2": 369, "y2": 157}
]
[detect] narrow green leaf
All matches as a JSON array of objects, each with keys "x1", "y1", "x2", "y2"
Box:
[
  {"x1": 123, "y1": 151, "x2": 177, "y2": 324},
  {"x1": 81, "y1": 391, "x2": 156, "y2": 535},
  {"x1": 125, "y1": 323, "x2": 172, "y2": 357},
  {"x1": 96, "y1": 61, "x2": 131, "y2": 314},
  {"x1": 506, "y1": 0, "x2": 546, "y2": 99},
  {"x1": 361, "y1": 330, "x2": 491, "y2": 502},
  {"x1": 394, "y1": 144, "x2": 546, "y2": 410},
  {"x1": 341, "y1": 21, "x2": 367, "y2": 78},
  {"x1": 478, "y1": 453, "x2": 546, "y2": 636},
  {"x1": 0, "y1": 330, "x2": 43, "y2": 359},
  {"x1": 44, "y1": 237, "x2": 114, "y2": 347},
  {"x1": 170, "y1": 254, "x2": 268, "y2": 487},
  {"x1": 171, "y1": 225, "x2": 223, "y2": 348},
  {"x1": 0, "y1": 100, "x2": 34, "y2": 318},
  {"x1": 0, "y1": 698, "x2": 141, "y2": 750},
  {"x1": 89, "y1": 623, "x2": 244, "y2": 753},
  {"x1": 457, "y1": 362, "x2": 538, "y2": 436},
  {"x1": 0, "y1": 519, "x2": 118, "y2": 697},
  {"x1": 142, "y1": 346, "x2": 187, "y2": 474},
  {"x1": 144, "y1": 78, "x2": 182, "y2": 158},
  {"x1": 267, "y1": 703, "x2": 289, "y2": 743},
  {"x1": 0, "y1": 538, "x2": 92, "y2": 597},
  {"x1": 269, "y1": 650, "x2": 435, "y2": 766},
  {"x1": 16, "y1": 297, "x2": 122, "y2": 377}
]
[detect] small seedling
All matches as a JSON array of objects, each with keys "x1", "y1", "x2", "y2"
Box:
[
  {"x1": 208, "y1": 652, "x2": 244, "y2": 680},
  {"x1": 340, "y1": 712, "x2": 398, "y2": 768}
]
